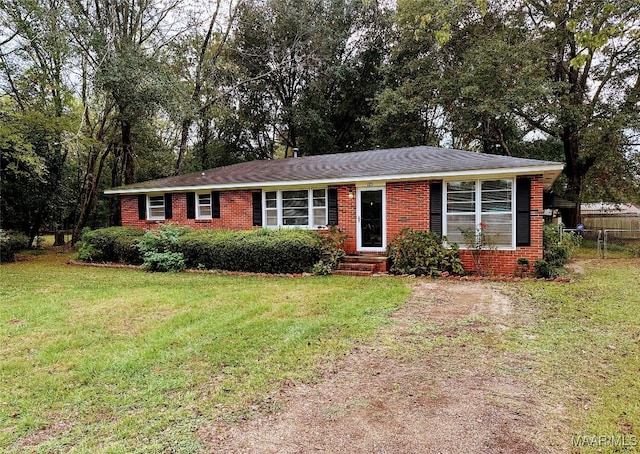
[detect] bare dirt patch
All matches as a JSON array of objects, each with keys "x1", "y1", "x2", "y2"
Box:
[{"x1": 199, "y1": 281, "x2": 567, "y2": 453}]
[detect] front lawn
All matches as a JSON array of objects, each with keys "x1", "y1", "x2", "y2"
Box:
[
  {"x1": 508, "y1": 257, "x2": 640, "y2": 452},
  {"x1": 2, "y1": 251, "x2": 639, "y2": 453},
  {"x1": 0, "y1": 253, "x2": 409, "y2": 453}
]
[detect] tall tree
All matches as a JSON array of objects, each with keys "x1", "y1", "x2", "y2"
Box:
[
  {"x1": 0, "y1": 0, "x2": 74, "y2": 244},
  {"x1": 231, "y1": 0, "x2": 388, "y2": 158},
  {"x1": 377, "y1": 0, "x2": 640, "y2": 224},
  {"x1": 515, "y1": 0, "x2": 640, "y2": 225},
  {"x1": 173, "y1": 0, "x2": 243, "y2": 175},
  {"x1": 67, "y1": 0, "x2": 186, "y2": 186},
  {"x1": 65, "y1": 0, "x2": 188, "y2": 240}
]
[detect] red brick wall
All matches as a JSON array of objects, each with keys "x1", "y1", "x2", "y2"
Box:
[
  {"x1": 119, "y1": 175, "x2": 545, "y2": 276},
  {"x1": 120, "y1": 190, "x2": 256, "y2": 231},
  {"x1": 386, "y1": 181, "x2": 430, "y2": 241},
  {"x1": 334, "y1": 185, "x2": 357, "y2": 253}
]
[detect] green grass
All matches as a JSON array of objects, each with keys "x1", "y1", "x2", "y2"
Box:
[
  {"x1": 3, "y1": 250, "x2": 639, "y2": 453},
  {"x1": 507, "y1": 257, "x2": 640, "y2": 452},
  {"x1": 0, "y1": 253, "x2": 409, "y2": 453}
]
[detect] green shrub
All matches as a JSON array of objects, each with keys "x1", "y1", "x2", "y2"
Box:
[
  {"x1": 312, "y1": 226, "x2": 348, "y2": 275},
  {"x1": 387, "y1": 229, "x2": 464, "y2": 277},
  {"x1": 516, "y1": 257, "x2": 531, "y2": 277},
  {"x1": 140, "y1": 251, "x2": 186, "y2": 273},
  {"x1": 0, "y1": 230, "x2": 30, "y2": 262},
  {"x1": 535, "y1": 224, "x2": 582, "y2": 278},
  {"x1": 534, "y1": 259, "x2": 560, "y2": 279},
  {"x1": 177, "y1": 229, "x2": 322, "y2": 274},
  {"x1": 138, "y1": 224, "x2": 188, "y2": 272},
  {"x1": 77, "y1": 227, "x2": 144, "y2": 264}
]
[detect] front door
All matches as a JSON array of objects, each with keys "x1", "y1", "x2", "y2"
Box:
[{"x1": 357, "y1": 187, "x2": 385, "y2": 251}]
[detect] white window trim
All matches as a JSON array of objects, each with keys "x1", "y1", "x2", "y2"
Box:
[
  {"x1": 262, "y1": 188, "x2": 328, "y2": 229},
  {"x1": 196, "y1": 192, "x2": 213, "y2": 219},
  {"x1": 147, "y1": 194, "x2": 165, "y2": 221},
  {"x1": 443, "y1": 178, "x2": 516, "y2": 250}
]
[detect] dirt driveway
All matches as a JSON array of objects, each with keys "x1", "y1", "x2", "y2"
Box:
[{"x1": 199, "y1": 281, "x2": 568, "y2": 453}]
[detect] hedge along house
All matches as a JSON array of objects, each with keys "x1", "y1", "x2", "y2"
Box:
[{"x1": 105, "y1": 146, "x2": 564, "y2": 275}]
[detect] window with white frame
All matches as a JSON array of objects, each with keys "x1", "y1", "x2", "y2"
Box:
[
  {"x1": 263, "y1": 189, "x2": 327, "y2": 228},
  {"x1": 282, "y1": 190, "x2": 309, "y2": 226},
  {"x1": 312, "y1": 189, "x2": 327, "y2": 226},
  {"x1": 265, "y1": 191, "x2": 278, "y2": 227},
  {"x1": 148, "y1": 195, "x2": 165, "y2": 220},
  {"x1": 445, "y1": 179, "x2": 514, "y2": 248},
  {"x1": 197, "y1": 193, "x2": 212, "y2": 219}
]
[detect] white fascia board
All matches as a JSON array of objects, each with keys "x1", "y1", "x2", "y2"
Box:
[{"x1": 104, "y1": 163, "x2": 564, "y2": 195}]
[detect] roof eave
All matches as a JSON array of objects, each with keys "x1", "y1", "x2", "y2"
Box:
[{"x1": 104, "y1": 163, "x2": 564, "y2": 195}]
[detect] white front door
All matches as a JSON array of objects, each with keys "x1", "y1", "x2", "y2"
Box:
[{"x1": 356, "y1": 186, "x2": 386, "y2": 252}]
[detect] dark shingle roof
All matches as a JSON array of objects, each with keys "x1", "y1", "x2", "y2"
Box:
[{"x1": 105, "y1": 146, "x2": 563, "y2": 194}]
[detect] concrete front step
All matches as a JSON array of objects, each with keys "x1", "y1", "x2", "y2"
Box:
[
  {"x1": 333, "y1": 255, "x2": 389, "y2": 276},
  {"x1": 332, "y1": 269, "x2": 374, "y2": 277},
  {"x1": 342, "y1": 255, "x2": 388, "y2": 264},
  {"x1": 338, "y1": 262, "x2": 377, "y2": 271}
]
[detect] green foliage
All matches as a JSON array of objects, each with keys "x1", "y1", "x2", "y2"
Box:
[
  {"x1": 77, "y1": 227, "x2": 144, "y2": 264},
  {"x1": 534, "y1": 224, "x2": 582, "y2": 278},
  {"x1": 387, "y1": 229, "x2": 464, "y2": 277},
  {"x1": 138, "y1": 224, "x2": 188, "y2": 272},
  {"x1": 76, "y1": 226, "x2": 328, "y2": 274},
  {"x1": 231, "y1": 0, "x2": 387, "y2": 157},
  {"x1": 0, "y1": 230, "x2": 30, "y2": 262},
  {"x1": 140, "y1": 251, "x2": 186, "y2": 273},
  {"x1": 312, "y1": 226, "x2": 348, "y2": 275},
  {"x1": 178, "y1": 229, "x2": 323, "y2": 274}
]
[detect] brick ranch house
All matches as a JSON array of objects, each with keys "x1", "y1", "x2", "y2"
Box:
[{"x1": 105, "y1": 146, "x2": 564, "y2": 275}]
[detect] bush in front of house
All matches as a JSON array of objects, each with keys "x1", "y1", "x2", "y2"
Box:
[
  {"x1": 177, "y1": 228, "x2": 323, "y2": 274},
  {"x1": 534, "y1": 224, "x2": 582, "y2": 278},
  {"x1": 138, "y1": 224, "x2": 188, "y2": 272},
  {"x1": 387, "y1": 228, "x2": 464, "y2": 277},
  {"x1": 77, "y1": 227, "x2": 145, "y2": 264},
  {"x1": 312, "y1": 226, "x2": 348, "y2": 275},
  {"x1": 0, "y1": 230, "x2": 30, "y2": 262}
]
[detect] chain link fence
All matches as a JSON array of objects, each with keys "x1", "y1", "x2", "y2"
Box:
[{"x1": 560, "y1": 226, "x2": 640, "y2": 258}]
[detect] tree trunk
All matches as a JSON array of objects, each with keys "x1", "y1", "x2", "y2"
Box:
[
  {"x1": 72, "y1": 145, "x2": 110, "y2": 244},
  {"x1": 54, "y1": 231, "x2": 66, "y2": 246},
  {"x1": 122, "y1": 120, "x2": 135, "y2": 184},
  {"x1": 175, "y1": 118, "x2": 191, "y2": 175},
  {"x1": 560, "y1": 127, "x2": 583, "y2": 228}
]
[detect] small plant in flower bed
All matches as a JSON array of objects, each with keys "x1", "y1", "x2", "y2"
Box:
[
  {"x1": 460, "y1": 222, "x2": 496, "y2": 276},
  {"x1": 387, "y1": 228, "x2": 464, "y2": 277},
  {"x1": 0, "y1": 230, "x2": 30, "y2": 262}
]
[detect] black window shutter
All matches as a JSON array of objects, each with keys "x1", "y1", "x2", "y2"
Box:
[
  {"x1": 516, "y1": 178, "x2": 531, "y2": 247},
  {"x1": 430, "y1": 182, "x2": 443, "y2": 237},
  {"x1": 252, "y1": 192, "x2": 262, "y2": 226},
  {"x1": 138, "y1": 194, "x2": 147, "y2": 220},
  {"x1": 164, "y1": 193, "x2": 173, "y2": 219},
  {"x1": 328, "y1": 188, "x2": 338, "y2": 226},
  {"x1": 186, "y1": 192, "x2": 196, "y2": 219},
  {"x1": 212, "y1": 191, "x2": 221, "y2": 218}
]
